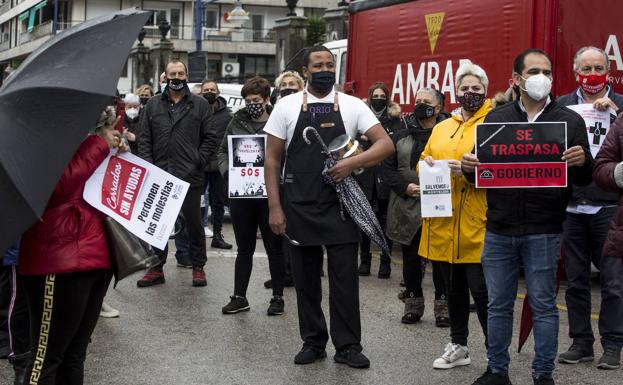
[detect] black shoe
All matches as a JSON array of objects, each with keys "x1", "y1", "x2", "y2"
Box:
[
  {"x1": 358, "y1": 254, "x2": 371, "y2": 276},
  {"x1": 294, "y1": 346, "x2": 327, "y2": 364},
  {"x1": 558, "y1": 343, "x2": 594, "y2": 364},
  {"x1": 211, "y1": 232, "x2": 233, "y2": 249},
  {"x1": 597, "y1": 346, "x2": 621, "y2": 369},
  {"x1": 267, "y1": 296, "x2": 285, "y2": 316},
  {"x1": 533, "y1": 377, "x2": 554, "y2": 385},
  {"x1": 472, "y1": 370, "x2": 513, "y2": 385},
  {"x1": 222, "y1": 295, "x2": 250, "y2": 314},
  {"x1": 334, "y1": 348, "x2": 370, "y2": 368},
  {"x1": 378, "y1": 259, "x2": 391, "y2": 279}
]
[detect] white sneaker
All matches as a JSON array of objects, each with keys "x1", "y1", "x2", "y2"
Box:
[
  {"x1": 204, "y1": 226, "x2": 213, "y2": 238},
  {"x1": 100, "y1": 302, "x2": 119, "y2": 318},
  {"x1": 433, "y1": 343, "x2": 471, "y2": 369}
]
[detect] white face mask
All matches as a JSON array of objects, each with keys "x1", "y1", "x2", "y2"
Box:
[
  {"x1": 520, "y1": 73, "x2": 552, "y2": 101},
  {"x1": 126, "y1": 107, "x2": 139, "y2": 120}
]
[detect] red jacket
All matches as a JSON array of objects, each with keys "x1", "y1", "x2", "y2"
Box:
[
  {"x1": 19, "y1": 135, "x2": 112, "y2": 275},
  {"x1": 593, "y1": 113, "x2": 623, "y2": 258}
]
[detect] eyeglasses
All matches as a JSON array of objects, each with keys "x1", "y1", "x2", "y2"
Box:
[{"x1": 578, "y1": 65, "x2": 607, "y2": 75}]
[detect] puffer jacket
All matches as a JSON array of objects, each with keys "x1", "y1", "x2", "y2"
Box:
[
  {"x1": 592, "y1": 112, "x2": 623, "y2": 258},
  {"x1": 356, "y1": 103, "x2": 406, "y2": 202},
  {"x1": 418, "y1": 100, "x2": 493, "y2": 264},
  {"x1": 218, "y1": 107, "x2": 271, "y2": 177},
  {"x1": 138, "y1": 87, "x2": 217, "y2": 188},
  {"x1": 206, "y1": 96, "x2": 233, "y2": 173},
  {"x1": 19, "y1": 135, "x2": 111, "y2": 275}
]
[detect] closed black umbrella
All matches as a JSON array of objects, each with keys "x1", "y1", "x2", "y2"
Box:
[
  {"x1": 303, "y1": 127, "x2": 391, "y2": 256},
  {"x1": 0, "y1": 9, "x2": 151, "y2": 252}
]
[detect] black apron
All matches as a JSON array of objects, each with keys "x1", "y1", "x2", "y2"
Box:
[{"x1": 282, "y1": 92, "x2": 360, "y2": 246}]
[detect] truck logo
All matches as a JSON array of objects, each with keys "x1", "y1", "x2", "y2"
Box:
[{"x1": 425, "y1": 12, "x2": 445, "y2": 54}]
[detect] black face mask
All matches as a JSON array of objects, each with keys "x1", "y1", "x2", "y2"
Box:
[
  {"x1": 413, "y1": 103, "x2": 435, "y2": 119},
  {"x1": 203, "y1": 92, "x2": 217, "y2": 104},
  {"x1": 279, "y1": 88, "x2": 297, "y2": 98},
  {"x1": 139, "y1": 97, "x2": 150, "y2": 106},
  {"x1": 370, "y1": 98, "x2": 386, "y2": 112},
  {"x1": 310, "y1": 71, "x2": 335, "y2": 94},
  {"x1": 167, "y1": 78, "x2": 187, "y2": 92}
]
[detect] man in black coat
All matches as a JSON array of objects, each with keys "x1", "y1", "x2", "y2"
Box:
[
  {"x1": 556, "y1": 46, "x2": 623, "y2": 370},
  {"x1": 136, "y1": 60, "x2": 217, "y2": 288}
]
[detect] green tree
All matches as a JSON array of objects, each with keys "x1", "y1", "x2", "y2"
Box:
[{"x1": 306, "y1": 16, "x2": 326, "y2": 46}]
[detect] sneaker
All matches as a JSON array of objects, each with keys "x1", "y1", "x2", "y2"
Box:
[
  {"x1": 204, "y1": 226, "x2": 213, "y2": 238},
  {"x1": 533, "y1": 377, "x2": 554, "y2": 385},
  {"x1": 294, "y1": 346, "x2": 326, "y2": 365},
  {"x1": 433, "y1": 343, "x2": 471, "y2": 369},
  {"x1": 211, "y1": 232, "x2": 233, "y2": 249},
  {"x1": 334, "y1": 347, "x2": 370, "y2": 369},
  {"x1": 99, "y1": 302, "x2": 120, "y2": 318},
  {"x1": 558, "y1": 343, "x2": 594, "y2": 364},
  {"x1": 222, "y1": 295, "x2": 250, "y2": 314},
  {"x1": 192, "y1": 267, "x2": 207, "y2": 287},
  {"x1": 597, "y1": 346, "x2": 621, "y2": 369},
  {"x1": 472, "y1": 370, "x2": 513, "y2": 385},
  {"x1": 267, "y1": 296, "x2": 285, "y2": 316},
  {"x1": 434, "y1": 299, "x2": 450, "y2": 328},
  {"x1": 137, "y1": 268, "x2": 165, "y2": 287}
]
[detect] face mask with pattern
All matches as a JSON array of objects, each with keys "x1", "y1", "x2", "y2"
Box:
[
  {"x1": 457, "y1": 91, "x2": 486, "y2": 112},
  {"x1": 245, "y1": 102, "x2": 264, "y2": 119}
]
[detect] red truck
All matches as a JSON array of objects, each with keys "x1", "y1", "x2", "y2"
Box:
[{"x1": 345, "y1": 0, "x2": 623, "y2": 109}]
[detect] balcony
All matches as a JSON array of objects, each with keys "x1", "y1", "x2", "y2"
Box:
[
  {"x1": 17, "y1": 20, "x2": 80, "y2": 45},
  {"x1": 0, "y1": 2, "x2": 10, "y2": 15},
  {"x1": 0, "y1": 40, "x2": 9, "y2": 51},
  {"x1": 142, "y1": 25, "x2": 275, "y2": 44}
]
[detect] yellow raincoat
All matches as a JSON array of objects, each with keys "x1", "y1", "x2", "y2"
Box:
[{"x1": 418, "y1": 100, "x2": 492, "y2": 264}]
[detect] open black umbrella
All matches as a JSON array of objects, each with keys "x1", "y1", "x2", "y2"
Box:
[
  {"x1": 302, "y1": 127, "x2": 391, "y2": 256},
  {"x1": 0, "y1": 9, "x2": 151, "y2": 252}
]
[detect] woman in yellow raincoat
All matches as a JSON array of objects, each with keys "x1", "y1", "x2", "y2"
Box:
[{"x1": 418, "y1": 61, "x2": 492, "y2": 370}]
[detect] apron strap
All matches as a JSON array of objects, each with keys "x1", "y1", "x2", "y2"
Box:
[
  {"x1": 302, "y1": 91, "x2": 308, "y2": 112},
  {"x1": 301, "y1": 90, "x2": 339, "y2": 113},
  {"x1": 334, "y1": 92, "x2": 339, "y2": 112}
]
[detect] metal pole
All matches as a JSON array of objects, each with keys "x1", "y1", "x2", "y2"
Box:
[
  {"x1": 195, "y1": 0, "x2": 203, "y2": 52},
  {"x1": 53, "y1": 0, "x2": 58, "y2": 35}
]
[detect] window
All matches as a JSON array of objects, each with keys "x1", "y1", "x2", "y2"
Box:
[
  {"x1": 143, "y1": 2, "x2": 183, "y2": 39},
  {"x1": 204, "y1": 9, "x2": 218, "y2": 29}
]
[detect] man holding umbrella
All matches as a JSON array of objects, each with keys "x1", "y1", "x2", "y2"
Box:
[
  {"x1": 264, "y1": 45, "x2": 394, "y2": 368},
  {"x1": 137, "y1": 60, "x2": 217, "y2": 288}
]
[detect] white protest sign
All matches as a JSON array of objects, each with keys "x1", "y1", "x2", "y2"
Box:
[
  {"x1": 83, "y1": 152, "x2": 189, "y2": 250},
  {"x1": 567, "y1": 103, "x2": 611, "y2": 157},
  {"x1": 418, "y1": 160, "x2": 453, "y2": 218},
  {"x1": 228, "y1": 135, "x2": 267, "y2": 198}
]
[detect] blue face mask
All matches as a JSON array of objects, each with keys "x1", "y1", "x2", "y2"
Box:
[
  {"x1": 160, "y1": 83, "x2": 167, "y2": 93},
  {"x1": 310, "y1": 71, "x2": 336, "y2": 93}
]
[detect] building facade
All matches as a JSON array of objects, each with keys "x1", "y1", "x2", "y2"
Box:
[{"x1": 0, "y1": 0, "x2": 337, "y2": 92}]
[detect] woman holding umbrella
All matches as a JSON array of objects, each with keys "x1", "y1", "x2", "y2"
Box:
[
  {"x1": 18, "y1": 106, "x2": 126, "y2": 384},
  {"x1": 419, "y1": 61, "x2": 492, "y2": 370}
]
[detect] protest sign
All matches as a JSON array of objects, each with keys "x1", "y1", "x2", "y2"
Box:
[
  {"x1": 228, "y1": 135, "x2": 267, "y2": 198},
  {"x1": 84, "y1": 152, "x2": 189, "y2": 250},
  {"x1": 419, "y1": 160, "x2": 453, "y2": 217},
  {"x1": 566, "y1": 103, "x2": 610, "y2": 157},
  {"x1": 475, "y1": 122, "x2": 567, "y2": 188}
]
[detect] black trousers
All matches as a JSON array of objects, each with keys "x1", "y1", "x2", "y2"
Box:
[
  {"x1": 23, "y1": 269, "x2": 111, "y2": 385},
  {"x1": 157, "y1": 186, "x2": 207, "y2": 268},
  {"x1": 290, "y1": 242, "x2": 361, "y2": 351},
  {"x1": 359, "y1": 198, "x2": 392, "y2": 261},
  {"x1": 0, "y1": 263, "x2": 10, "y2": 354},
  {"x1": 205, "y1": 171, "x2": 226, "y2": 233},
  {"x1": 3, "y1": 265, "x2": 30, "y2": 358},
  {"x1": 437, "y1": 262, "x2": 488, "y2": 347},
  {"x1": 563, "y1": 208, "x2": 623, "y2": 349},
  {"x1": 229, "y1": 199, "x2": 285, "y2": 297},
  {"x1": 402, "y1": 229, "x2": 446, "y2": 299}
]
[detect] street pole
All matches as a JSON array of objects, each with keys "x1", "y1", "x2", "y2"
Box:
[
  {"x1": 195, "y1": 0, "x2": 202, "y2": 52},
  {"x1": 53, "y1": 0, "x2": 58, "y2": 35}
]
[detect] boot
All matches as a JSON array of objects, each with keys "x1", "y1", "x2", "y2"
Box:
[
  {"x1": 401, "y1": 296, "x2": 424, "y2": 324},
  {"x1": 9, "y1": 352, "x2": 30, "y2": 385},
  {"x1": 378, "y1": 254, "x2": 391, "y2": 279},
  {"x1": 358, "y1": 253, "x2": 371, "y2": 276},
  {"x1": 434, "y1": 299, "x2": 450, "y2": 328},
  {"x1": 211, "y1": 232, "x2": 232, "y2": 249}
]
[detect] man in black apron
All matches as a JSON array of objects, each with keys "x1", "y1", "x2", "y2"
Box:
[{"x1": 264, "y1": 46, "x2": 394, "y2": 368}]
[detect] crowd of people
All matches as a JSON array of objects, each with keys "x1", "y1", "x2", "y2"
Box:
[{"x1": 1, "y1": 44, "x2": 623, "y2": 385}]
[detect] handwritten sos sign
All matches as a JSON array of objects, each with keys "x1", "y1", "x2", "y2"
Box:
[
  {"x1": 227, "y1": 135, "x2": 267, "y2": 198},
  {"x1": 475, "y1": 122, "x2": 567, "y2": 188}
]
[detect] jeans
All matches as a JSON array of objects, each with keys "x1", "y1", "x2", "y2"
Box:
[
  {"x1": 481, "y1": 231, "x2": 561, "y2": 379},
  {"x1": 562, "y1": 207, "x2": 623, "y2": 349}
]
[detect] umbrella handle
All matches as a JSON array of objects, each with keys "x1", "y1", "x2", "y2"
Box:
[{"x1": 302, "y1": 126, "x2": 330, "y2": 156}]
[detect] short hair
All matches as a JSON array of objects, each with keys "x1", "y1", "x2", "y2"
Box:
[
  {"x1": 417, "y1": 87, "x2": 444, "y2": 106},
  {"x1": 303, "y1": 45, "x2": 334, "y2": 67},
  {"x1": 455, "y1": 60, "x2": 489, "y2": 91},
  {"x1": 165, "y1": 59, "x2": 188, "y2": 74},
  {"x1": 201, "y1": 79, "x2": 219, "y2": 91},
  {"x1": 96, "y1": 106, "x2": 116, "y2": 129},
  {"x1": 241, "y1": 76, "x2": 271, "y2": 99},
  {"x1": 275, "y1": 71, "x2": 305, "y2": 90},
  {"x1": 513, "y1": 48, "x2": 552, "y2": 74},
  {"x1": 574, "y1": 46, "x2": 610, "y2": 72},
  {"x1": 123, "y1": 93, "x2": 140, "y2": 105},
  {"x1": 135, "y1": 84, "x2": 154, "y2": 97}
]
